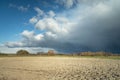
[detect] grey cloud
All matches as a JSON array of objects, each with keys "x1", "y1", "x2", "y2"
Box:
[
  {"x1": 55, "y1": 0, "x2": 75, "y2": 8},
  {"x1": 66, "y1": 0, "x2": 120, "y2": 52},
  {"x1": 56, "y1": 0, "x2": 108, "y2": 9}
]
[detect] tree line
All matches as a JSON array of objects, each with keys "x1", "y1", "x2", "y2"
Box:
[{"x1": 0, "y1": 50, "x2": 120, "y2": 56}]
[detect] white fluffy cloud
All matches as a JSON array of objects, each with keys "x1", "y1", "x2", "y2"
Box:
[
  {"x1": 35, "y1": 17, "x2": 68, "y2": 34},
  {"x1": 5, "y1": 30, "x2": 44, "y2": 48},
  {"x1": 21, "y1": 30, "x2": 34, "y2": 39},
  {"x1": 34, "y1": 7, "x2": 44, "y2": 16},
  {"x1": 48, "y1": 10, "x2": 56, "y2": 17},
  {"x1": 6, "y1": 0, "x2": 120, "y2": 53},
  {"x1": 29, "y1": 17, "x2": 38, "y2": 24}
]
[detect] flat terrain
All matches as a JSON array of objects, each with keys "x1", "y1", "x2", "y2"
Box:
[{"x1": 0, "y1": 57, "x2": 120, "y2": 80}]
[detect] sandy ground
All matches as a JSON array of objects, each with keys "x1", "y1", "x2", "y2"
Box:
[{"x1": 0, "y1": 57, "x2": 120, "y2": 80}]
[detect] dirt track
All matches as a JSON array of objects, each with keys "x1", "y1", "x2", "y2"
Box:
[{"x1": 0, "y1": 57, "x2": 120, "y2": 80}]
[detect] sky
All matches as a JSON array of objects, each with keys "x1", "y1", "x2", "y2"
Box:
[{"x1": 0, "y1": 0, "x2": 120, "y2": 53}]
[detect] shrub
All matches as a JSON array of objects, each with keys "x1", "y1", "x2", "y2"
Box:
[
  {"x1": 80, "y1": 52, "x2": 94, "y2": 56},
  {"x1": 79, "y1": 51, "x2": 113, "y2": 56},
  {"x1": 16, "y1": 50, "x2": 29, "y2": 55},
  {"x1": 48, "y1": 50, "x2": 55, "y2": 56}
]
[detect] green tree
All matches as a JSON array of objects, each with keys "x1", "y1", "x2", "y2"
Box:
[{"x1": 16, "y1": 50, "x2": 29, "y2": 55}]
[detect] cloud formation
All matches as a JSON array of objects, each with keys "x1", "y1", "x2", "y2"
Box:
[
  {"x1": 6, "y1": 0, "x2": 120, "y2": 53},
  {"x1": 0, "y1": 45, "x2": 52, "y2": 53},
  {"x1": 9, "y1": 3, "x2": 30, "y2": 12},
  {"x1": 55, "y1": 0, "x2": 108, "y2": 9},
  {"x1": 56, "y1": 0, "x2": 75, "y2": 8}
]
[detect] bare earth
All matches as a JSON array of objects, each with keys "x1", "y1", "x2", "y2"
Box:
[{"x1": 0, "y1": 57, "x2": 120, "y2": 80}]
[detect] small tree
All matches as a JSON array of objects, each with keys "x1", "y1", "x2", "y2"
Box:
[
  {"x1": 48, "y1": 50, "x2": 55, "y2": 56},
  {"x1": 16, "y1": 50, "x2": 29, "y2": 55}
]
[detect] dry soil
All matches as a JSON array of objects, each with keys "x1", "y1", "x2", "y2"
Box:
[{"x1": 0, "y1": 57, "x2": 120, "y2": 80}]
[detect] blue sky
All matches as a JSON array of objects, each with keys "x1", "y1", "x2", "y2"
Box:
[
  {"x1": 0, "y1": 0, "x2": 57, "y2": 42},
  {"x1": 0, "y1": 0, "x2": 66, "y2": 43},
  {"x1": 1, "y1": 0, "x2": 120, "y2": 53}
]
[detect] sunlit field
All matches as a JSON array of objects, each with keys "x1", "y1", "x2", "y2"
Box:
[{"x1": 0, "y1": 57, "x2": 119, "y2": 80}]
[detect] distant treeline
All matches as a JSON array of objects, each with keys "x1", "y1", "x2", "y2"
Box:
[
  {"x1": 0, "y1": 50, "x2": 120, "y2": 56},
  {"x1": 72, "y1": 51, "x2": 120, "y2": 56}
]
